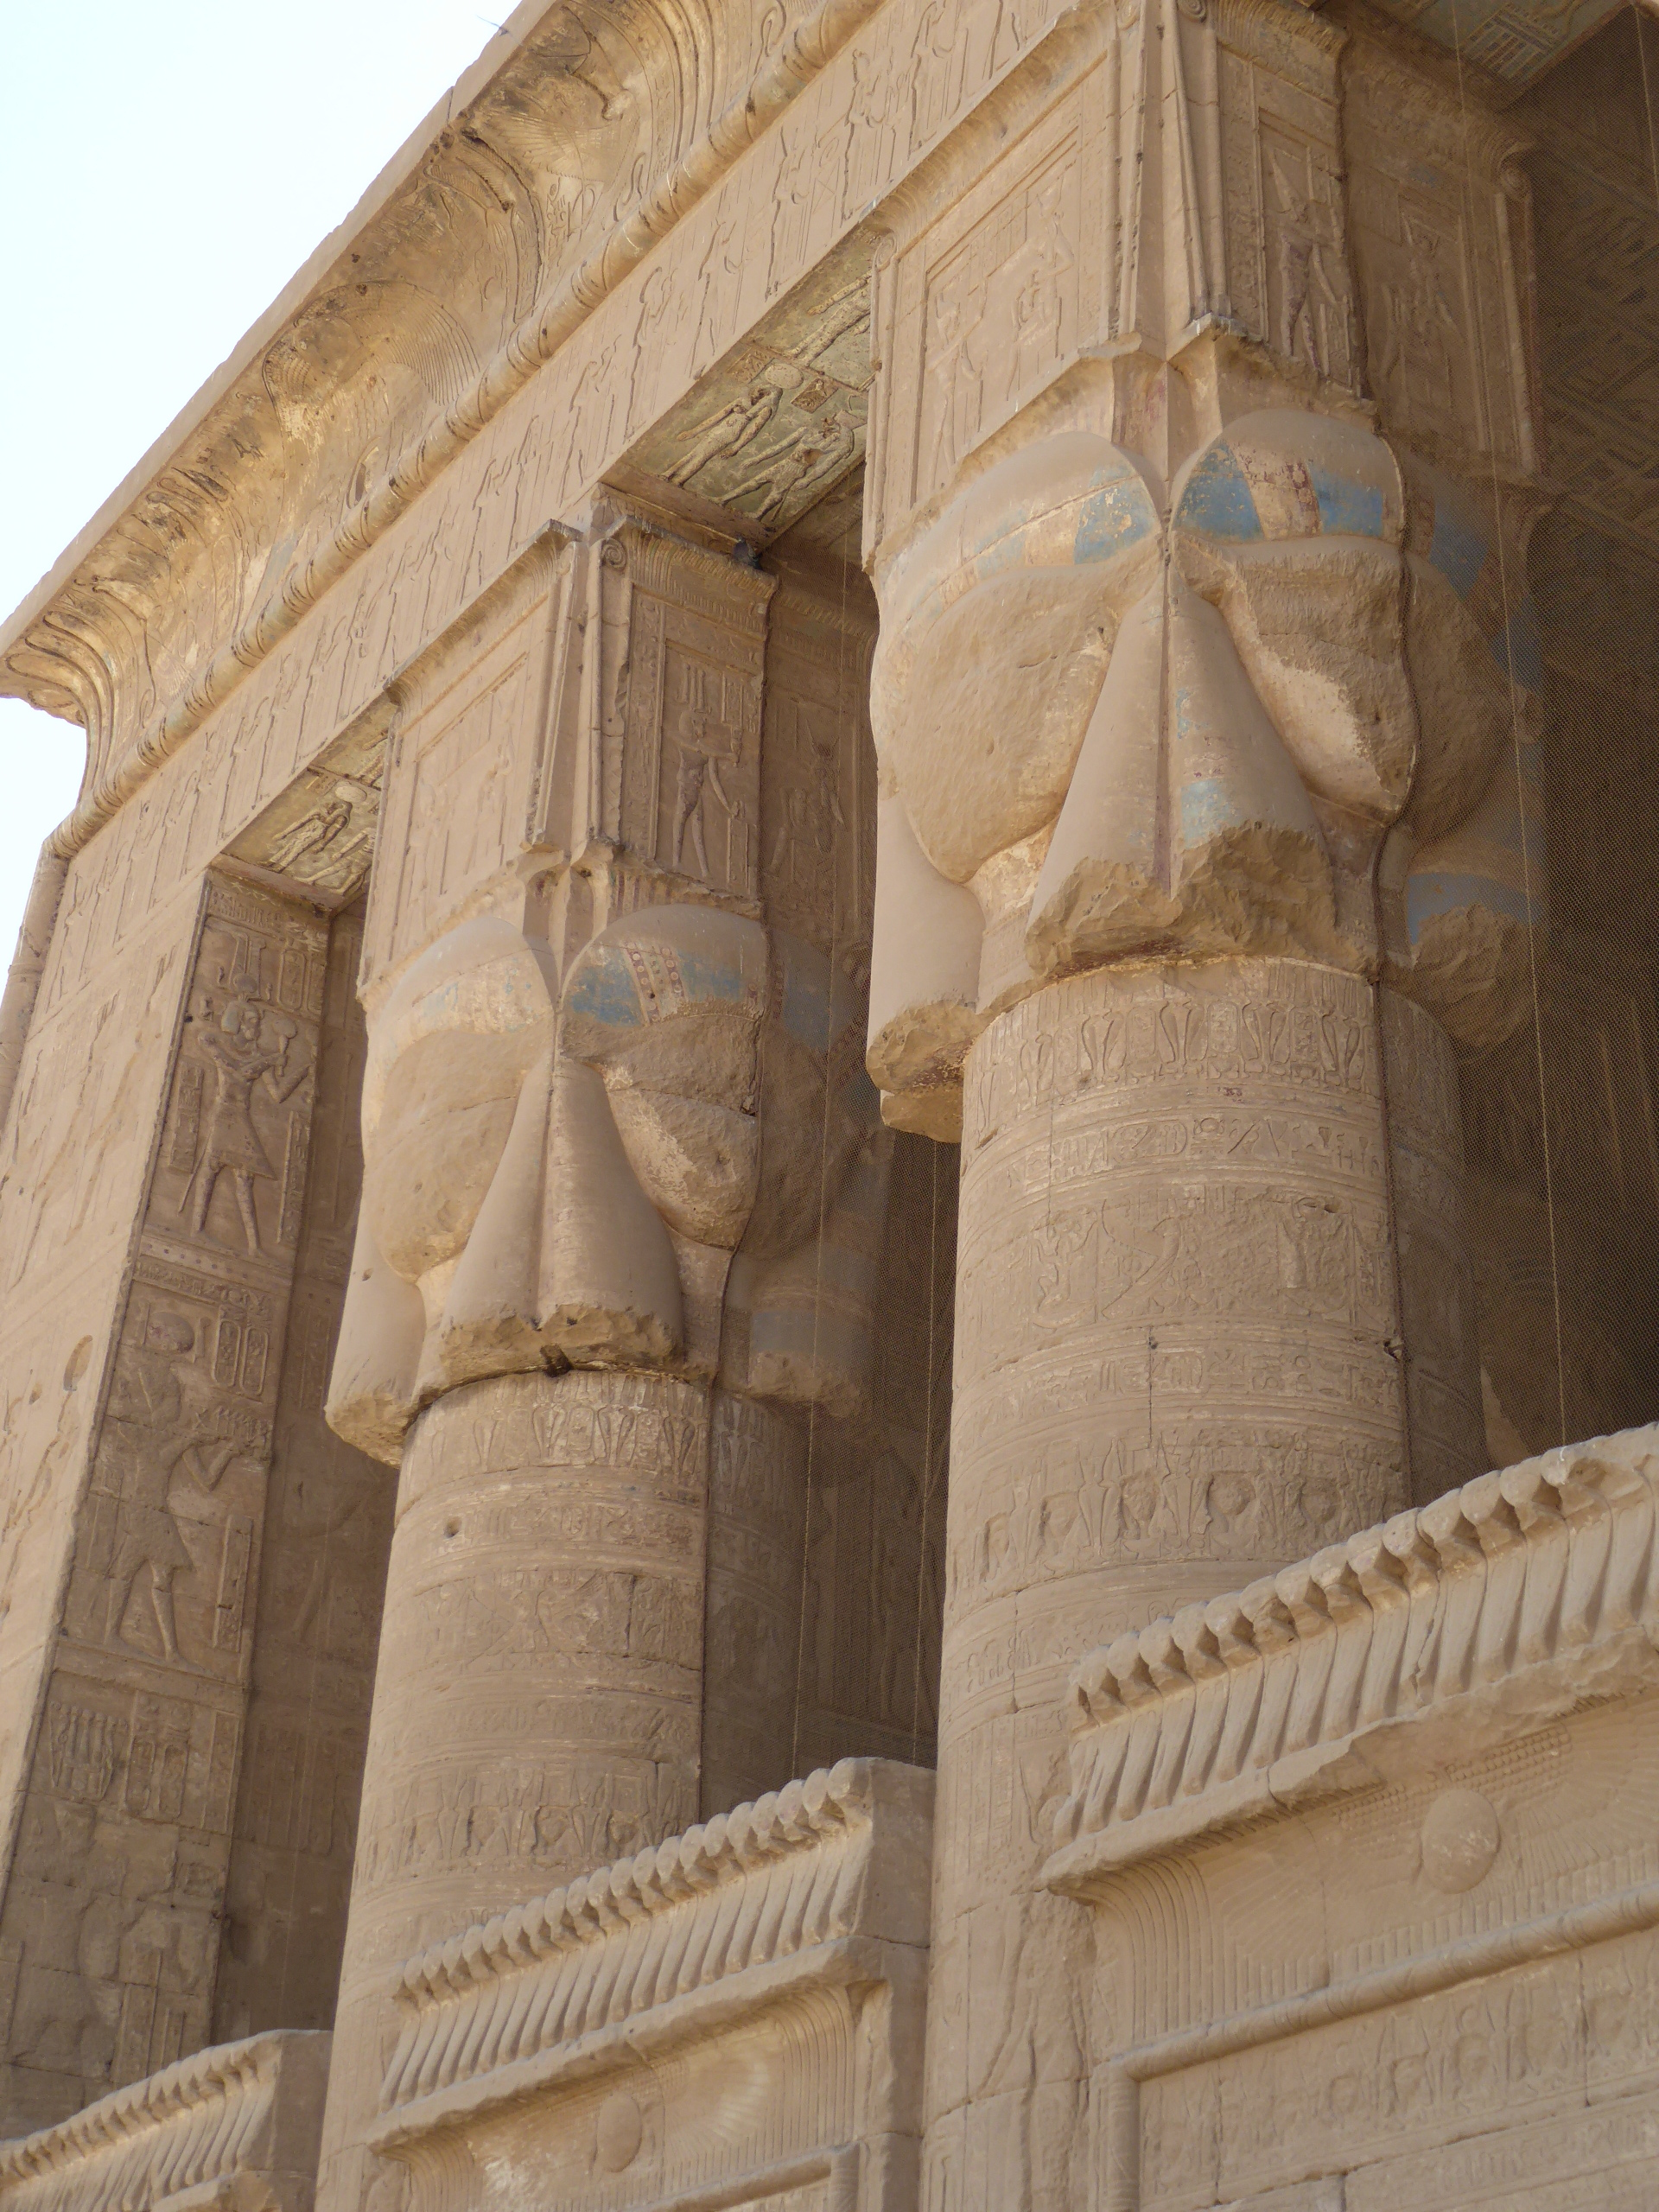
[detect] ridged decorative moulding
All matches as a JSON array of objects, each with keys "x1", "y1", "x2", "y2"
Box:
[
  {"x1": 1044, "y1": 1426, "x2": 1659, "y2": 1894},
  {"x1": 0, "y1": 2031, "x2": 330, "y2": 2212},
  {"x1": 372, "y1": 1758, "x2": 933, "y2": 2149}
]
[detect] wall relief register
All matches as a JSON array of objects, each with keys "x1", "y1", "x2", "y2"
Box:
[{"x1": 0, "y1": 2, "x2": 1655, "y2": 2211}]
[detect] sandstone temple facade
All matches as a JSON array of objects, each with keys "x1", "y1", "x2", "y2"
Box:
[{"x1": 0, "y1": 0, "x2": 1656, "y2": 2203}]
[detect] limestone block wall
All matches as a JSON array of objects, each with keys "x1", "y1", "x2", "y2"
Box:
[
  {"x1": 369, "y1": 1760, "x2": 932, "y2": 2212},
  {"x1": 5, "y1": 0, "x2": 1659, "y2": 2207},
  {"x1": 1047, "y1": 1424, "x2": 1659, "y2": 2211}
]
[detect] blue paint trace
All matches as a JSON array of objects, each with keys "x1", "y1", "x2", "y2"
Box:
[
  {"x1": 1427, "y1": 504, "x2": 1489, "y2": 601},
  {"x1": 1309, "y1": 465, "x2": 1385, "y2": 540},
  {"x1": 1173, "y1": 445, "x2": 1262, "y2": 542}
]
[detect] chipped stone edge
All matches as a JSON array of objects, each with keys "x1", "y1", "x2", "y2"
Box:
[
  {"x1": 374, "y1": 1758, "x2": 933, "y2": 2129},
  {"x1": 1042, "y1": 1424, "x2": 1659, "y2": 1894},
  {"x1": 0, "y1": 2031, "x2": 331, "y2": 2212}
]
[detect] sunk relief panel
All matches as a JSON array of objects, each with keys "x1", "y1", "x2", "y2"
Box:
[
  {"x1": 1344, "y1": 29, "x2": 1536, "y2": 473},
  {"x1": 365, "y1": 541, "x2": 572, "y2": 985},
  {"x1": 0, "y1": 874, "x2": 329, "y2": 2134},
  {"x1": 606, "y1": 530, "x2": 774, "y2": 907},
  {"x1": 214, "y1": 902, "x2": 393, "y2": 2044},
  {"x1": 1216, "y1": 0, "x2": 1354, "y2": 387},
  {"x1": 759, "y1": 571, "x2": 876, "y2": 960},
  {"x1": 882, "y1": 84, "x2": 1102, "y2": 520}
]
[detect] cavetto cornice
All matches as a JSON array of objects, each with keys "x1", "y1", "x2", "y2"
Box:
[
  {"x1": 0, "y1": 0, "x2": 883, "y2": 854},
  {"x1": 1044, "y1": 1425, "x2": 1659, "y2": 1893}
]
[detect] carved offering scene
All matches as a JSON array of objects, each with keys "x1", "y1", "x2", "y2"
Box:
[{"x1": 0, "y1": 1, "x2": 1656, "y2": 2209}]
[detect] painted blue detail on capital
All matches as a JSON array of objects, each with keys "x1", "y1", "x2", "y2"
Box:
[
  {"x1": 1075, "y1": 479, "x2": 1159, "y2": 565},
  {"x1": 1427, "y1": 505, "x2": 1488, "y2": 601},
  {"x1": 672, "y1": 950, "x2": 752, "y2": 1007},
  {"x1": 1179, "y1": 775, "x2": 1253, "y2": 844},
  {"x1": 1407, "y1": 871, "x2": 1541, "y2": 941},
  {"x1": 566, "y1": 947, "x2": 643, "y2": 1027},
  {"x1": 1173, "y1": 444, "x2": 1262, "y2": 541},
  {"x1": 1309, "y1": 465, "x2": 1385, "y2": 540}
]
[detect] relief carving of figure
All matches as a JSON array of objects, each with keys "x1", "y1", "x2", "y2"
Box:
[
  {"x1": 264, "y1": 778, "x2": 377, "y2": 887},
  {"x1": 667, "y1": 379, "x2": 786, "y2": 489},
  {"x1": 671, "y1": 718, "x2": 745, "y2": 879},
  {"x1": 1268, "y1": 150, "x2": 1346, "y2": 378},
  {"x1": 101, "y1": 1312, "x2": 265, "y2": 1662},
  {"x1": 730, "y1": 408, "x2": 860, "y2": 524},
  {"x1": 184, "y1": 995, "x2": 309, "y2": 1253}
]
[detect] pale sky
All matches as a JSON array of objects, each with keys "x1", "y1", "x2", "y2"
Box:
[{"x1": 0, "y1": 0, "x2": 503, "y2": 969}]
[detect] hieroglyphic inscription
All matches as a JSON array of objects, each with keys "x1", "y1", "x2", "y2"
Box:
[
  {"x1": 366, "y1": 546, "x2": 569, "y2": 983},
  {"x1": 213, "y1": 902, "x2": 392, "y2": 2044},
  {"x1": 316, "y1": 1369, "x2": 711, "y2": 2212},
  {"x1": 0, "y1": 874, "x2": 327, "y2": 2133},
  {"x1": 1141, "y1": 1927, "x2": 1659, "y2": 2210},
  {"x1": 700, "y1": 1394, "x2": 806, "y2": 1817},
  {"x1": 1345, "y1": 29, "x2": 1535, "y2": 469},
  {"x1": 1216, "y1": 0, "x2": 1355, "y2": 384},
  {"x1": 793, "y1": 1132, "x2": 953, "y2": 1778},
  {"x1": 760, "y1": 573, "x2": 877, "y2": 959},
  {"x1": 885, "y1": 92, "x2": 1098, "y2": 517},
  {"x1": 606, "y1": 531, "x2": 774, "y2": 906},
  {"x1": 952, "y1": 964, "x2": 1406, "y2": 1596},
  {"x1": 919, "y1": 959, "x2": 1408, "y2": 2212}
]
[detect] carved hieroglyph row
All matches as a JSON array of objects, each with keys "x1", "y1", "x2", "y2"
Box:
[
  {"x1": 1045, "y1": 1422, "x2": 1659, "y2": 1885},
  {"x1": 312, "y1": 1368, "x2": 712, "y2": 2212},
  {"x1": 0, "y1": 2029, "x2": 329, "y2": 2212},
  {"x1": 950, "y1": 961, "x2": 1409, "y2": 1618},
  {"x1": 1039, "y1": 1428, "x2": 1659, "y2": 2210}
]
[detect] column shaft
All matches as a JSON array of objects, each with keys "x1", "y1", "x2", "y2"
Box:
[
  {"x1": 315, "y1": 1368, "x2": 709, "y2": 2212},
  {"x1": 927, "y1": 957, "x2": 1410, "y2": 2212}
]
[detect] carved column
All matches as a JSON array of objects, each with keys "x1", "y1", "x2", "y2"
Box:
[
  {"x1": 315, "y1": 514, "x2": 891, "y2": 2212},
  {"x1": 0, "y1": 870, "x2": 332, "y2": 2133},
  {"x1": 857, "y1": 5, "x2": 1535, "y2": 2207}
]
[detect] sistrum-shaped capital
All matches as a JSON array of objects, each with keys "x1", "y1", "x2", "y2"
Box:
[{"x1": 866, "y1": 408, "x2": 1544, "y2": 1137}]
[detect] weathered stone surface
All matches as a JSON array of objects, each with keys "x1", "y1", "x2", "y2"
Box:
[
  {"x1": 1046, "y1": 1427, "x2": 1659, "y2": 2210},
  {"x1": 1, "y1": 0, "x2": 1656, "y2": 2209},
  {"x1": 0, "y1": 2031, "x2": 329, "y2": 2212},
  {"x1": 370, "y1": 1760, "x2": 931, "y2": 2212}
]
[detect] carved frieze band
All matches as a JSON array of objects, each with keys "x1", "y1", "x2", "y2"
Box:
[
  {"x1": 12, "y1": 0, "x2": 1089, "y2": 862},
  {"x1": 0, "y1": 2029, "x2": 330, "y2": 2212},
  {"x1": 374, "y1": 1758, "x2": 931, "y2": 2127},
  {"x1": 1044, "y1": 1423, "x2": 1659, "y2": 1889}
]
